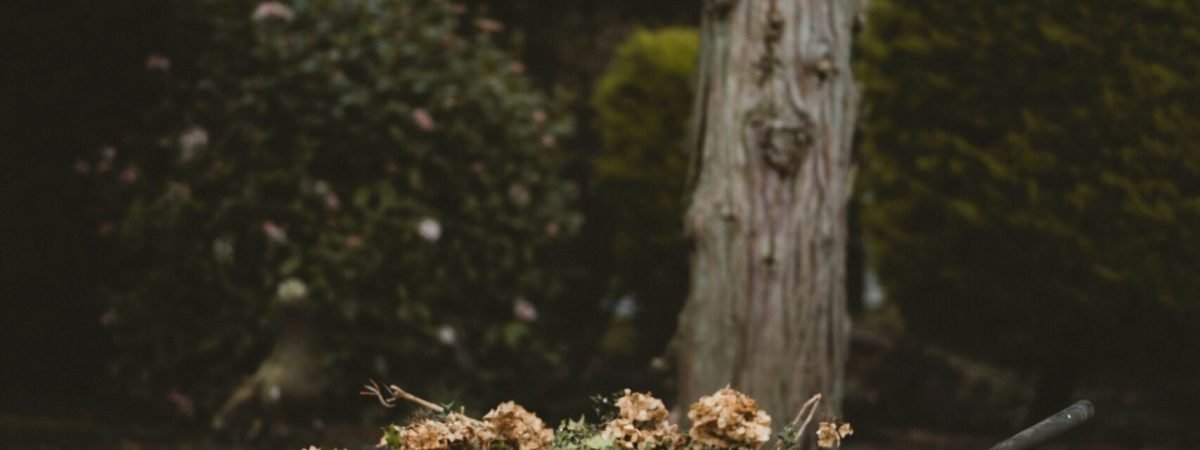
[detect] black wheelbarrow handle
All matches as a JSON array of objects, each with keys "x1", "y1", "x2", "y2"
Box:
[{"x1": 988, "y1": 400, "x2": 1094, "y2": 450}]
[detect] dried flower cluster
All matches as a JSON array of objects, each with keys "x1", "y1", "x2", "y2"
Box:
[
  {"x1": 385, "y1": 413, "x2": 497, "y2": 450},
  {"x1": 687, "y1": 386, "x2": 773, "y2": 449},
  {"x1": 484, "y1": 401, "x2": 555, "y2": 450},
  {"x1": 815, "y1": 422, "x2": 853, "y2": 449},
  {"x1": 602, "y1": 390, "x2": 682, "y2": 449},
  {"x1": 366, "y1": 383, "x2": 849, "y2": 450}
]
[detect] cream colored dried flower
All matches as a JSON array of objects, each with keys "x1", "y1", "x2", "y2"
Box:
[
  {"x1": 815, "y1": 422, "x2": 853, "y2": 448},
  {"x1": 444, "y1": 413, "x2": 497, "y2": 448},
  {"x1": 484, "y1": 401, "x2": 554, "y2": 450},
  {"x1": 602, "y1": 390, "x2": 682, "y2": 449},
  {"x1": 396, "y1": 419, "x2": 453, "y2": 450},
  {"x1": 687, "y1": 386, "x2": 772, "y2": 449}
]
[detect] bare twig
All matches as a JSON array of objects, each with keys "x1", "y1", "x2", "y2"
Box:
[
  {"x1": 774, "y1": 393, "x2": 822, "y2": 450},
  {"x1": 360, "y1": 379, "x2": 445, "y2": 413}
]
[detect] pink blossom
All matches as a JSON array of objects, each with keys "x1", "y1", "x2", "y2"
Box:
[
  {"x1": 145, "y1": 54, "x2": 170, "y2": 71},
  {"x1": 513, "y1": 297, "x2": 538, "y2": 322},
  {"x1": 508, "y1": 183, "x2": 531, "y2": 207},
  {"x1": 508, "y1": 61, "x2": 526, "y2": 74},
  {"x1": 178, "y1": 127, "x2": 208, "y2": 162},
  {"x1": 165, "y1": 390, "x2": 195, "y2": 418},
  {"x1": 252, "y1": 2, "x2": 295, "y2": 22},
  {"x1": 100, "y1": 308, "x2": 118, "y2": 326},
  {"x1": 345, "y1": 234, "x2": 363, "y2": 248},
  {"x1": 436, "y1": 325, "x2": 457, "y2": 345},
  {"x1": 531, "y1": 109, "x2": 547, "y2": 124},
  {"x1": 417, "y1": 217, "x2": 441, "y2": 242},
  {"x1": 262, "y1": 220, "x2": 288, "y2": 243},
  {"x1": 475, "y1": 18, "x2": 504, "y2": 33},
  {"x1": 166, "y1": 182, "x2": 191, "y2": 202},
  {"x1": 541, "y1": 134, "x2": 557, "y2": 147},
  {"x1": 412, "y1": 108, "x2": 435, "y2": 131},
  {"x1": 545, "y1": 222, "x2": 560, "y2": 237},
  {"x1": 97, "y1": 146, "x2": 116, "y2": 173},
  {"x1": 119, "y1": 167, "x2": 138, "y2": 184},
  {"x1": 325, "y1": 193, "x2": 340, "y2": 209}
]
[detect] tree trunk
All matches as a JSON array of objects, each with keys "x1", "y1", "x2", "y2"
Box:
[{"x1": 673, "y1": 0, "x2": 861, "y2": 434}]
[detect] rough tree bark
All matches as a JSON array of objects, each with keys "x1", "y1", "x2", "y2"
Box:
[{"x1": 673, "y1": 0, "x2": 861, "y2": 433}]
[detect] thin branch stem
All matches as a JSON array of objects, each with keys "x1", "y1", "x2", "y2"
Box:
[{"x1": 775, "y1": 393, "x2": 822, "y2": 450}]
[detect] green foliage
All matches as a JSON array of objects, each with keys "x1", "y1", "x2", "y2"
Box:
[
  {"x1": 588, "y1": 27, "x2": 698, "y2": 362},
  {"x1": 83, "y1": 0, "x2": 580, "y2": 415},
  {"x1": 859, "y1": 1, "x2": 1200, "y2": 372},
  {"x1": 552, "y1": 418, "x2": 615, "y2": 450}
]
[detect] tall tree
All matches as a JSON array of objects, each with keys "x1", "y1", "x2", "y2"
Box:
[{"x1": 673, "y1": 0, "x2": 862, "y2": 430}]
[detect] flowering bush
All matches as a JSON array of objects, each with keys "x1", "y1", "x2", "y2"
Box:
[{"x1": 82, "y1": 0, "x2": 579, "y2": 417}]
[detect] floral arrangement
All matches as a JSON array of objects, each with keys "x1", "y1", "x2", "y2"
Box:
[{"x1": 330, "y1": 381, "x2": 852, "y2": 450}]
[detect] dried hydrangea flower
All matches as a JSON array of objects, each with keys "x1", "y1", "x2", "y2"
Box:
[
  {"x1": 444, "y1": 413, "x2": 497, "y2": 448},
  {"x1": 602, "y1": 390, "x2": 682, "y2": 449},
  {"x1": 815, "y1": 422, "x2": 853, "y2": 448},
  {"x1": 687, "y1": 386, "x2": 772, "y2": 449},
  {"x1": 484, "y1": 401, "x2": 554, "y2": 450},
  {"x1": 395, "y1": 419, "x2": 453, "y2": 450}
]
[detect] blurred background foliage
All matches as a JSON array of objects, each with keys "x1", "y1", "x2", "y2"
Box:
[
  {"x1": 858, "y1": 0, "x2": 1200, "y2": 417},
  {"x1": 83, "y1": 0, "x2": 584, "y2": 422},
  {"x1": 588, "y1": 27, "x2": 698, "y2": 373},
  {"x1": 4, "y1": 0, "x2": 1200, "y2": 447}
]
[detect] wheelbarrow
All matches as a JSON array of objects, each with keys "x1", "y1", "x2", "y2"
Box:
[{"x1": 988, "y1": 400, "x2": 1094, "y2": 449}]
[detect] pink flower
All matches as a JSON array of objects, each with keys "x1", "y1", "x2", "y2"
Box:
[
  {"x1": 100, "y1": 308, "x2": 118, "y2": 326},
  {"x1": 545, "y1": 222, "x2": 560, "y2": 236},
  {"x1": 118, "y1": 167, "x2": 138, "y2": 184},
  {"x1": 325, "y1": 193, "x2": 340, "y2": 209},
  {"x1": 475, "y1": 18, "x2": 504, "y2": 33},
  {"x1": 508, "y1": 61, "x2": 526, "y2": 74},
  {"x1": 345, "y1": 234, "x2": 363, "y2": 248},
  {"x1": 97, "y1": 146, "x2": 115, "y2": 173},
  {"x1": 165, "y1": 390, "x2": 195, "y2": 418},
  {"x1": 412, "y1": 108, "x2": 435, "y2": 131},
  {"x1": 73, "y1": 159, "x2": 90, "y2": 174},
  {"x1": 541, "y1": 134, "x2": 557, "y2": 147},
  {"x1": 513, "y1": 297, "x2": 538, "y2": 322},
  {"x1": 436, "y1": 325, "x2": 457, "y2": 345},
  {"x1": 252, "y1": 2, "x2": 295, "y2": 22},
  {"x1": 178, "y1": 127, "x2": 208, "y2": 162},
  {"x1": 166, "y1": 182, "x2": 191, "y2": 202},
  {"x1": 508, "y1": 183, "x2": 531, "y2": 207},
  {"x1": 262, "y1": 220, "x2": 288, "y2": 244},
  {"x1": 145, "y1": 54, "x2": 170, "y2": 71},
  {"x1": 417, "y1": 217, "x2": 441, "y2": 242},
  {"x1": 531, "y1": 109, "x2": 547, "y2": 124}
]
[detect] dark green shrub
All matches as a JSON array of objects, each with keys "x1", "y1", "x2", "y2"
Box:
[
  {"x1": 589, "y1": 28, "x2": 697, "y2": 363},
  {"x1": 82, "y1": 0, "x2": 580, "y2": 417},
  {"x1": 859, "y1": 0, "x2": 1200, "y2": 402}
]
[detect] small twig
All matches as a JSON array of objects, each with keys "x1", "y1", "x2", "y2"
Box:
[
  {"x1": 775, "y1": 393, "x2": 822, "y2": 450},
  {"x1": 360, "y1": 379, "x2": 446, "y2": 412},
  {"x1": 361, "y1": 380, "x2": 493, "y2": 427},
  {"x1": 360, "y1": 379, "x2": 398, "y2": 408}
]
